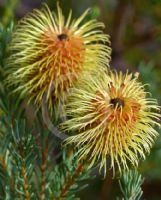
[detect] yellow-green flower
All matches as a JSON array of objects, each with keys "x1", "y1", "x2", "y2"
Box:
[
  {"x1": 6, "y1": 4, "x2": 111, "y2": 109},
  {"x1": 62, "y1": 71, "x2": 160, "y2": 175}
]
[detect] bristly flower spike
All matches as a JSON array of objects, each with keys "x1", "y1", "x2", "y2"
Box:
[
  {"x1": 6, "y1": 3, "x2": 111, "y2": 110},
  {"x1": 62, "y1": 70, "x2": 160, "y2": 176}
]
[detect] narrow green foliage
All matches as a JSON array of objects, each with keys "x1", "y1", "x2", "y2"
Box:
[
  {"x1": 0, "y1": 120, "x2": 38, "y2": 200},
  {"x1": 0, "y1": 20, "x2": 23, "y2": 125},
  {"x1": 0, "y1": 117, "x2": 93, "y2": 200},
  {"x1": 48, "y1": 149, "x2": 92, "y2": 200},
  {"x1": 118, "y1": 170, "x2": 144, "y2": 200},
  {"x1": 0, "y1": 22, "x2": 13, "y2": 69},
  {"x1": 0, "y1": 0, "x2": 18, "y2": 27}
]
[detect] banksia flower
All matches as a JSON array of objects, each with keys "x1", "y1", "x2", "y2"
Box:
[
  {"x1": 6, "y1": 4, "x2": 111, "y2": 109},
  {"x1": 62, "y1": 71, "x2": 160, "y2": 175}
]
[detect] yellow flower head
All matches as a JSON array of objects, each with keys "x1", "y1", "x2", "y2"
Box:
[
  {"x1": 62, "y1": 71, "x2": 160, "y2": 175},
  {"x1": 6, "y1": 4, "x2": 111, "y2": 109}
]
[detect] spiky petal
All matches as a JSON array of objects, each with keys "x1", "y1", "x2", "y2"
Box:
[
  {"x1": 6, "y1": 4, "x2": 111, "y2": 109},
  {"x1": 62, "y1": 71, "x2": 160, "y2": 175}
]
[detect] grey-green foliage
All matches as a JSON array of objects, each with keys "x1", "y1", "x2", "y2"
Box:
[
  {"x1": 0, "y1": 120, "x2": 38, "y2": 200},
  {"x1": 0, "y1": 21, "x2": 24, "y2": 127},
  {"x1": 49, "y1": 149, "x2": 92, "y2": 200},
  {"x1": 0, "y1": 17, "x2": 13, "y2": 82},
  {"x1": 117, "y1": 170, "x2": 144, "y2": 200},
  {"x1": 0, "y1": 117, "x2": 92, "y2": 200}
]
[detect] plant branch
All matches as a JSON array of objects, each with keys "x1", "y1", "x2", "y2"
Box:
[
  {"x1": 53, "y1": 162, "x2": 84, "y2": 200},
  {"x1": 21, "y1": 166, "x2": 30, "y2": 200},
  {"x1": 40, "y1": 138, "x2": 49, "y2": 200}
]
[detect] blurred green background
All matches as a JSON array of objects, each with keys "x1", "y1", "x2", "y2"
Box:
[{"x1": 0, "y1": 0, "x2": 161, "y2": 199}]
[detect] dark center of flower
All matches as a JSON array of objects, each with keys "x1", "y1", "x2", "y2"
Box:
[
  {"x1": 110, "y1": 98, "x2": 125, "y2": 108},
  {"x1": 57, "y1": 33, "x2": 68, "y2": 41}
]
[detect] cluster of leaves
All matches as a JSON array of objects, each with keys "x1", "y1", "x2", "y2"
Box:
[
  {"x1": 117, "y1": 170, "x2": 144, "y2": 200},
  {"x1": 0, "y1": 118, "x2": 92, "y2": 200}
]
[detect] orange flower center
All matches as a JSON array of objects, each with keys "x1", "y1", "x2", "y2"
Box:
[
  {"x1": 93, "y1": 83, "x2": 141, "y2": 127},
  {"x1": 30, "y1": 28, "x2": 86, "y2": 98},
  {"x1": 44, "y1": 29, "x2": 85, "y2": 75}
]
